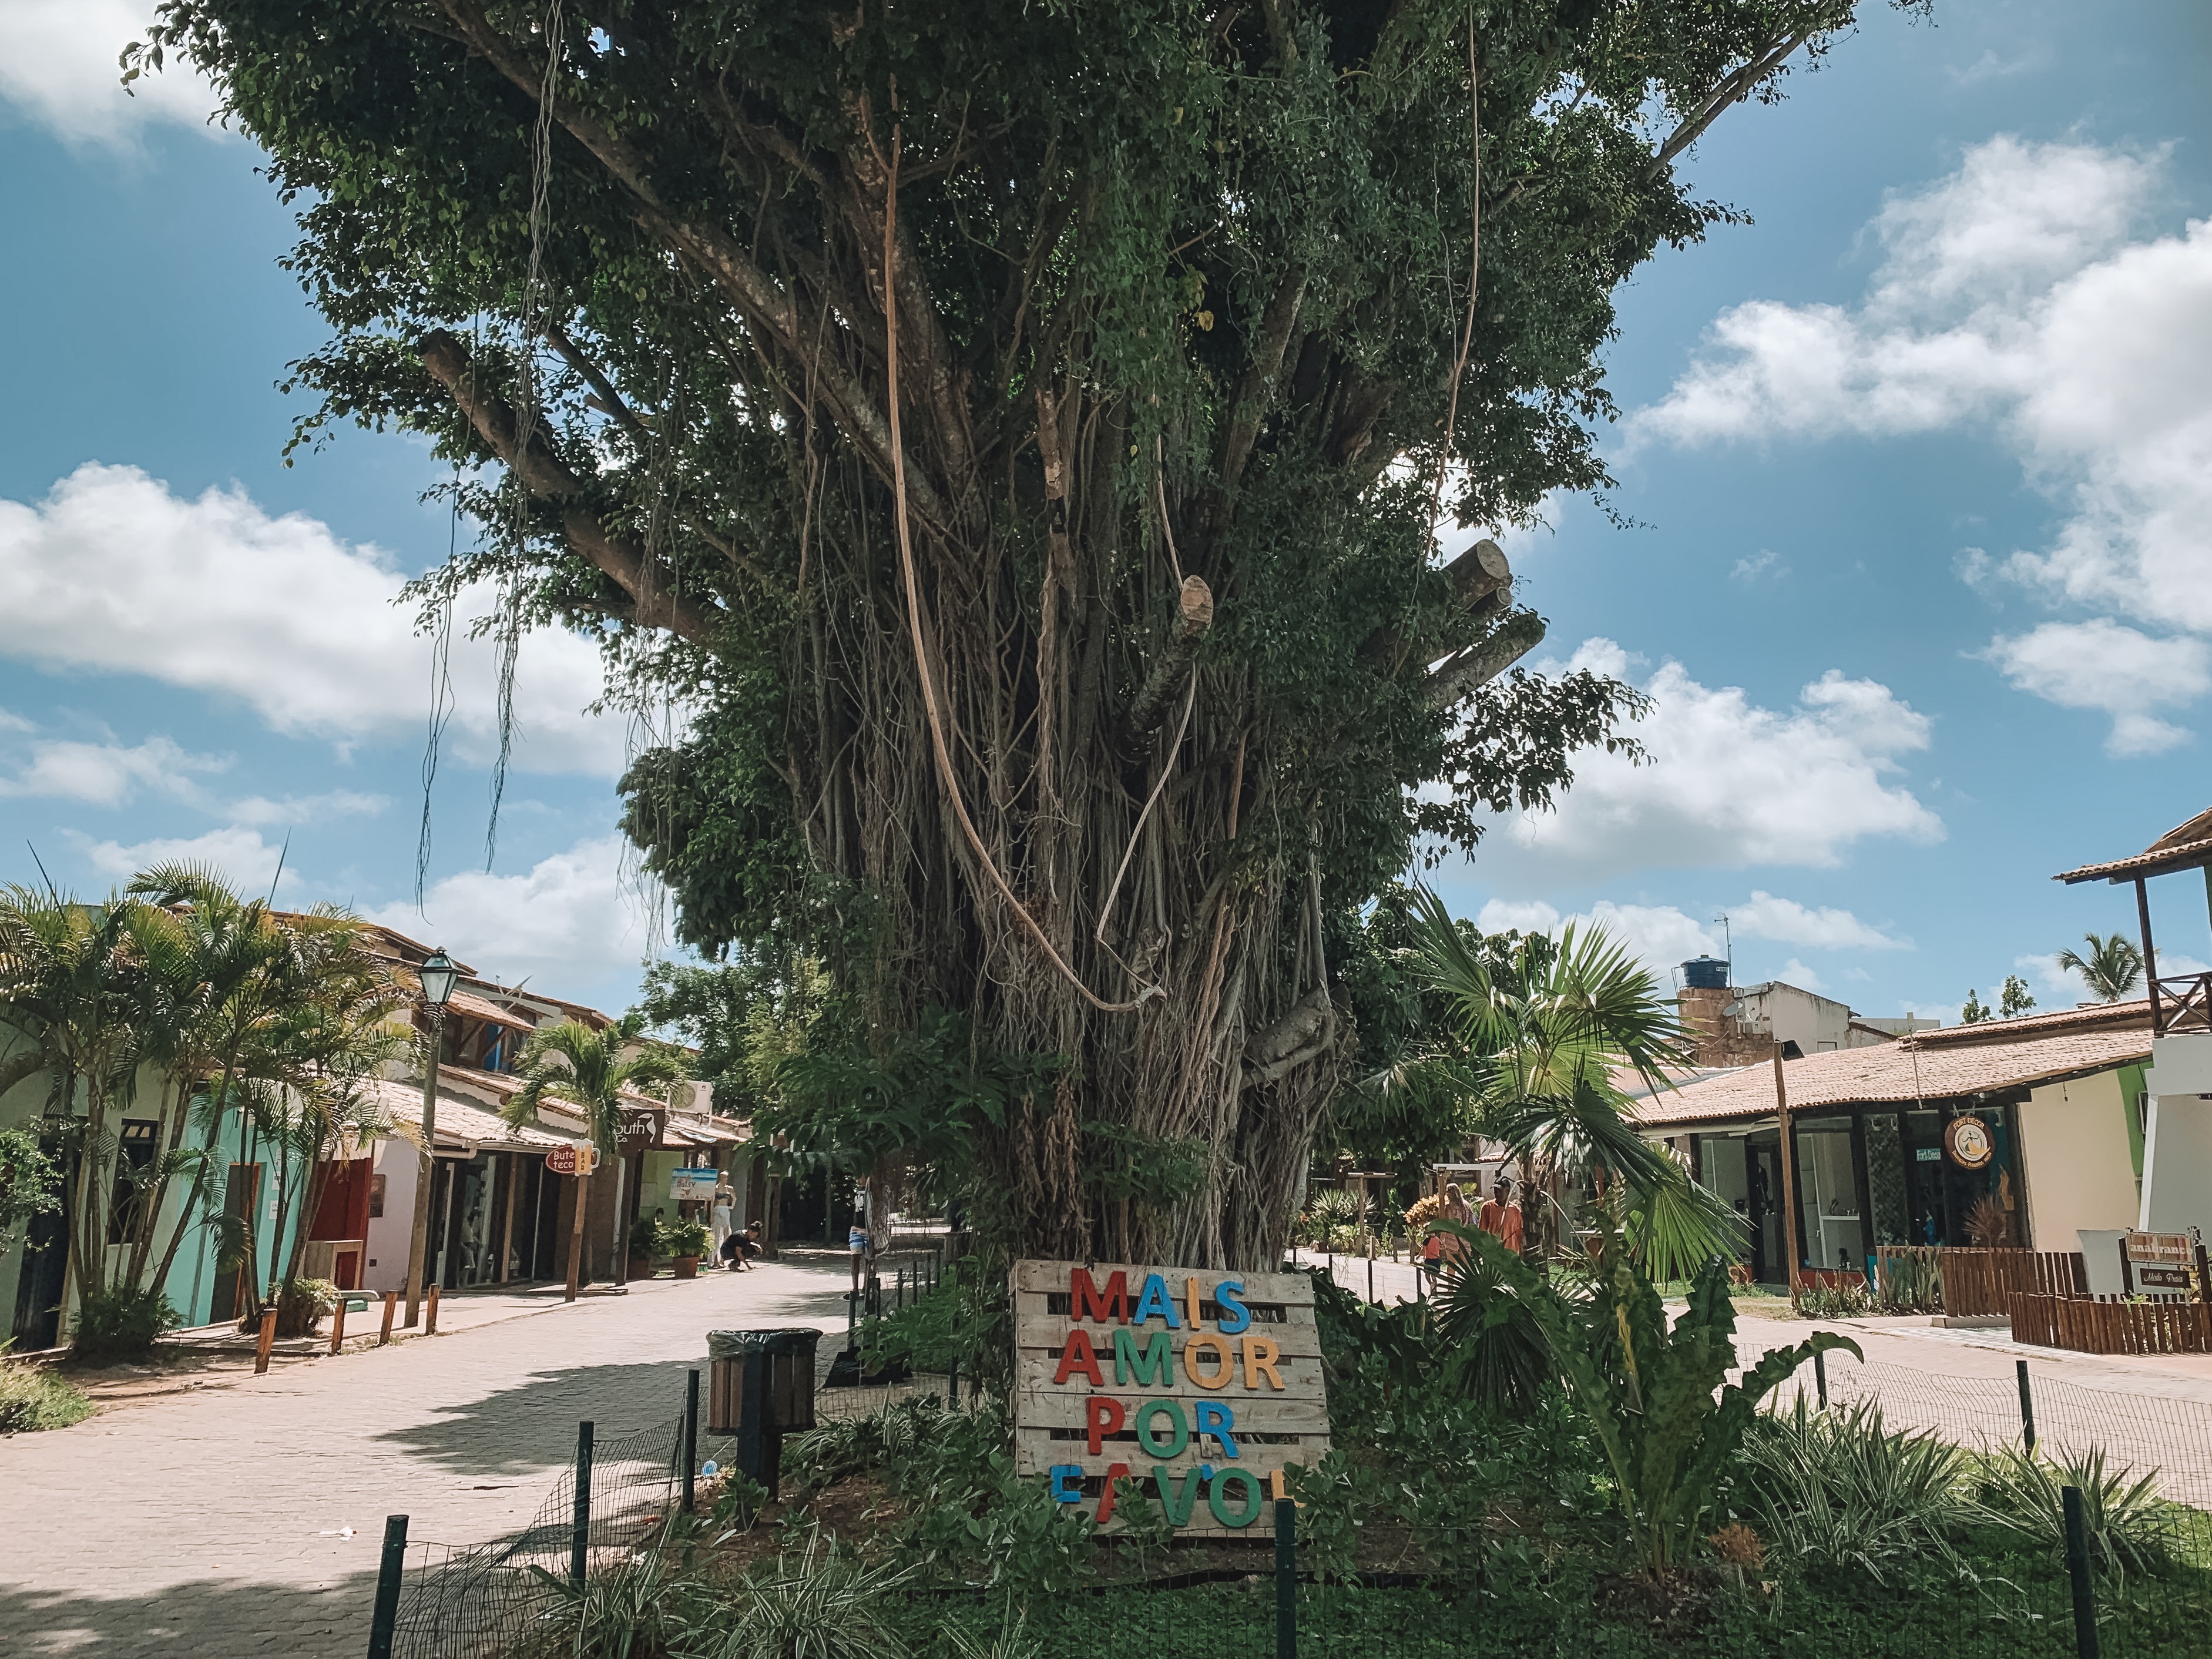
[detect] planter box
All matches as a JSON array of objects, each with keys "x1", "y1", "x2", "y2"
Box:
[{"x1": 674, "y1": 1257, "x2": 699, "y2": 1280}]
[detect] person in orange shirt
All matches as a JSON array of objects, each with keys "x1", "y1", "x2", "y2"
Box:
[{"x1": 1478, "y1": 1176, "x2": 1524, "y2": 1256}]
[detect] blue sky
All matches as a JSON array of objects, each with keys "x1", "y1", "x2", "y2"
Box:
[{"x1": 0, "y1": 2, "x2": 2207, "y2": 1021}]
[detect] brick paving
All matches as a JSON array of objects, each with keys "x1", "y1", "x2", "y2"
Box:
[{"x1": 0, "y1": 1252, "x2": 860, "y2": 1657}]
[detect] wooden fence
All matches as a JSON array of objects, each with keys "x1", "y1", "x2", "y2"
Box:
[
  {"x1": 2009, "y1": 1292, "x2": 2212, "y2": 1356},
  {"x1": 1944, "y1": 1248, "x2": 2086, "y2": 1316}
]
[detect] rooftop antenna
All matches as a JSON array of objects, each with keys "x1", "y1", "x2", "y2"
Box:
[{"x1": 1713, "y1": 912, "x2": 1733, "y2": 983}]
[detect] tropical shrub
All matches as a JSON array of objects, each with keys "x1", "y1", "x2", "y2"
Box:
[
  {"x1": 630, "y1": 1213, "x2": 673, "y2": 1261},
  {"x1": 667, "y1": 1218, "x2": 714, "y2": 1259},
  {"x1": 1739, "y1": 1398, "x2": 1968, "y2": 1581},
  {"x1": 1523, "y1": 1234, "x2": 1861, "y2": 1577},
  {"x1": 0, "y1": 1345, "x2": 93, "y2": 1433},
  {"x1": 1428, "y1": 1224, "x2": 1553, "y2": 1412},
  {"x1": 271, "y1": 1276, "x2": 340, "y2": 1339},
  {"x1": 1971, "y1": 1444, "x2": 2173, "y2": 1581},
  {"x1": 677, "y1": 1533, "x2": 912, "y2": 1659},
  {"x1": 71, "y1": 1284, "x2": 179, "y2": 1365}
]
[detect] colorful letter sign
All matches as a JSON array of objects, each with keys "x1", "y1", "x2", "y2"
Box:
[{"x1": 1011, "y1": 1259, "x2": 1330, "y2": 1534}]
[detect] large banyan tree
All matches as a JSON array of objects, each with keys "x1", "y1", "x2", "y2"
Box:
[{"x1": 139, "y1": 0, "x2": 1887, "y2": 1268}]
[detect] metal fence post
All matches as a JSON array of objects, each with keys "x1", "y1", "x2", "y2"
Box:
[
  {"x1": 1274, "y1": 1496, "x2": 1296, "y2": 1659},
  {"x1": 1814, "y1": 1349, "x2": 1828, "y2": 1411},
  {"x1": 683, "y1": 1370, "x2": 700, "y2": 1514},
  {"x1": 570, "y1": 1420, "x2": 595, "y2": 1586},
  {"x1": 2062, "y1": 1484, "x2": 2099, "y2": 1659},
  {"x1": 366, "y1": 1514, "x2": 407, "y2": 1659},
  {"x1": 2017, "y1": 1359, "x2": 2038, "y2": 1453},
  {"x1": 947, "y1": 1358, "x2": 958, "y2": 1404}
]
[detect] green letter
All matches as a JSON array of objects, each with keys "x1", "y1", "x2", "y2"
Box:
[{"x1": 1113, "y1": 1328, "x2": 1177, "y2": 1387}]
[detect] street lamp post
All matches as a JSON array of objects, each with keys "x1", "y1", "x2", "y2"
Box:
[{"x1": 404, "y1": 948, "x2": 461, "y2": 1329}]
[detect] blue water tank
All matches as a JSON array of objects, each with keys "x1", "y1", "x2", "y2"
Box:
[{"x1": 1681, "y1": 956, "x2": 1731, "y2": 990}]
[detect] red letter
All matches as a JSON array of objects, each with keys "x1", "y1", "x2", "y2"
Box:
[
  {"x1": 1085, "y1": 1395, "x2": 1126, "y2": 1455},
  {"x1": 1097, "y1": 1462, "x2": 1132, "y2": 1527},
  {"x1": 1054, "y1": 1328, "x2": 1105, "y2": 1387},
  {"x1": 1070, "y1": 1268, "x2": 1129, "y2": 1325}
]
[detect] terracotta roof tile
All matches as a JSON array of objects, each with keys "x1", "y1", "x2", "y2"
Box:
[{"x1": 1632, "y1": 1026, "x2": 2151, "y2": 1128}]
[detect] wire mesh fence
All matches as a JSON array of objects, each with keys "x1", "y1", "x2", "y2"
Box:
[{"x1": 379, "y1": 1414, "x2": 683, "y2": 1659}]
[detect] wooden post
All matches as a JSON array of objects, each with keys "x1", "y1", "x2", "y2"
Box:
[
  {"x1": 498, "y1": 1151, "x2": 518, "y2": 1285},
  {"x1": 2136, "y1": 877, "x2": 2163, "y2": 1034},
  {"x1": 425, "y1": 1283, "x2": 440, "y2": 1335},
  {"x1": 2119, "y1": 1237, "x2": 2135, "y2": 1296},
  {"x1": 380, "y1": 1289, "x2": 397, "y2": 1345},
  {"x1": 1772, "y1": 1042, "x2": 1803, "y2": 1309},
  {"x1": 254, "y1": 1308, "x2": 277, "y2": 1375},
  {"x1": 329, "y1": 1298, "x2": 347, "y2": 1356},
  {"x1": 566, "y1": 1168, "x2": 590, "y2": 1302}
]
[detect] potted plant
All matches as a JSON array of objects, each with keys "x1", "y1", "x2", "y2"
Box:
[
  {"x1": 628, "y1": 1213, "x2": 668, "y2": 1280},
  {"x1": 666, "y1": 1218, "x2": 712, "y2": 1280}
]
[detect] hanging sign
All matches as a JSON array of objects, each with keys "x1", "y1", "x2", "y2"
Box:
[
  {"x1": 1943, "y1": 1116, "x2": 1994, "y2": 1170},
  {"x1": 1010, "y1": 1259, "x2": 1331, "y2": 1535},
  {"x1": 617, "y1": 1107, "x2": 666, "y2": 1149},
  {"x1": 545, "y1": 1143, "x2": 600, "y2": 1176},
  {"x1": 670, "y1": 1167, "x2": 720, "y2": 1201}
]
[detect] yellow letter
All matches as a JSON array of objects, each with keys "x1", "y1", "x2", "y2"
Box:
[{"x1": 1240, "y1": 1334, "x2": 1283, "y2": 1390}]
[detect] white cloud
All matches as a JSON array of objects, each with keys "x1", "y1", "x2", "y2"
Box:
[
  {"x1": 1473, "y1": 639, "x2": 1941, "y2": 886},
  {"x1": 1633, "y1": 136, "x2": 2212, "y2": 750},
  {"x1": 1978, "y1": 621, "x2": 2209, "y2": 755},
  {"x1": 2016, "y1": 950, "x2": 2093, "y2": 1007},
  {"x1": 0, "y1": 1, "x2": 221, "y2": 148},
  {"x1": 1729, "y1": 549, "x2": 1785, "y2": 584},
  {"x1": 1470, "y1": 889, "x2": 1901, "y2": 988},
  {"x1": 1730, "y1": 890, "x2": 1909, "y2": 950},
  {"x1": 0, "y1": 464, "x2": 628, "y2": 776},
  {"x1": 0, "y1": 735, "x2": 228, "y2": 807},
  {"x1": 229, "y1": 790, "x2": 390, "y2": 826},
  {"x1": 366, "y1": 835, "x2": 659, "y2": 1003},
  {"x1": 69, "y1": 825, "x2": 296, "y2": 894}
]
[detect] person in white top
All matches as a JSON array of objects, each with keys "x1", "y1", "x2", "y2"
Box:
[{"x1": 710, "y1": 1180, "x2": 737, "y2": 1269}]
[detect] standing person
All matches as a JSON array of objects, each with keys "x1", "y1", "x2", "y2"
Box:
[
  {"x1": 710, "y1": 1178, "x2": 737, "y2": 1269},
  {"x1": 1479, "y1": 1176, "x2": 1525, "y2": 1256},
  {"x1": 848, "y1": 1198, "x2": 873, "y2": 1292},
  {"x1": 1439, "y1": 1181, "x2": 1475, "y2": 1271}
]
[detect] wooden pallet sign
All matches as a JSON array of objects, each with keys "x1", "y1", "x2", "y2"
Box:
[{"x1": 1010, "y1": 1259, "x2": 1330, "y2": 1536}]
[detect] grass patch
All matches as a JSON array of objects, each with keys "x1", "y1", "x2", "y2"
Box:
[{"x1": 0, "y1": 1350, "x2": 95, "y2": 1432}]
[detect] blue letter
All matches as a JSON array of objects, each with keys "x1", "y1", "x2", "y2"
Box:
[
  {"x1": 1193, "y1": 1400, "x2": 1240, "y2": 1460},
  {"x1": 1049, "y1": 1465, "x2": 1085, "y2": 1504},
  {"x1": 1212, "y1": 1278, "x2": 1250, "y2": 1334},
  {"x1": 1130, "y1": 1272, "x2": 1181, "y2": 1329}
]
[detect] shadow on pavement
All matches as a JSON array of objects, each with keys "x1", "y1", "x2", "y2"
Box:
[{"x1": 0, "y1": 1570, "x2": 379, "y2": 1658}]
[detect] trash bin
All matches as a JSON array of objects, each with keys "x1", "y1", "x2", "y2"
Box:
[{"x1": 705, "y1": 1328, "x2": 819, "y2": 1499}]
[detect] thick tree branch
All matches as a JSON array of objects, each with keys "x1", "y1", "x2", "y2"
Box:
[
  {"x1": 1362, "y1": 538, "x2": 1512, "y2": 667},
  {"x1": 1647, "y1": 25, "x2": 1825, "y2": 177},
  {"x1": 1213, "y1": 264, "x2": 1308, "y2": 505},
  {"x1": 1242, "y1": 985, "x2": 1336, "y2": 1090},
  {"x1": 433, "y1": 0, "x2": 955, "y2": 533},
  {"x1": 419, "y1": 329, "x2": 724, "y2": 644},
  {"x1": 1123, "y1": 576, "x2": 1214, "y2": 743},
  {"x1": 1422, "y1": 609, "x2": 1546, "y2": 711}
]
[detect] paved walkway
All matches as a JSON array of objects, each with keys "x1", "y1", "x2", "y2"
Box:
[{"x1": 0, "y1": 1253, "x2": 861, "y2": 1657}]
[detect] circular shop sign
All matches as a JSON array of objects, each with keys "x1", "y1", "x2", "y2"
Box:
[{"x1": 1944, "y1": 1116, "x2": 1993, "y2": 1171}]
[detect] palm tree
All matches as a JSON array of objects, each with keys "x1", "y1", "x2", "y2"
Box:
[
  {"x1": 0, "y1": 884, "x2": 184, "y2": 1338},
  {"x1": 499, "y1": 1015, "x2": 682, "y2": 1284},
  {"x1": 2056, "y1": 931, "x2": 2144, "y2": 1003},
  {"x1": 1403, "y1": 886, "x2": 1744, "y2": 1285}
]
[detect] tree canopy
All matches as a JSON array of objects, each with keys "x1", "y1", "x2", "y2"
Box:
[{"x1": 135, "y1": 0, "x2": 1902, "y2": 1265}]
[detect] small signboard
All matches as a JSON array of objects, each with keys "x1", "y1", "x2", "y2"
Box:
[
  {"x1": 2124, "y1": 1231, "x2": 2191, "y2": 1265},
  {"x1": 670, "y1": 1167, "x2": 720, "y2": 1201},
  {"x1": 545, "y1": 1143, "x2": 600, "y2": 1176},
  {"x1": 1010, "y1": 1259, "x2": 1331, "y2": 1536}
]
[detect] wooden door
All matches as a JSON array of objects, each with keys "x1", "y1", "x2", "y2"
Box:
[{"x1": 209, "y1": 1164, "x2": 261, "y2": 1325}]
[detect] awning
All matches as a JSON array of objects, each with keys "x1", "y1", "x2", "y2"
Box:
[{"x1": 442, "y1": 989, "x2": 541, "y2": 1034}]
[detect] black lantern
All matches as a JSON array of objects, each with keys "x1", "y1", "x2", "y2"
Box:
[{"x1": 418, "y1": 947, "x2": 460, "y2": 1010}]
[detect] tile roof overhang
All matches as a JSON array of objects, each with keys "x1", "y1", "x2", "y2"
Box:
[
  {"x1": 1630, "y1": 1024, "x2": 2152, "y2": 1129},
  {"x1": 442, "y1": 988, "x2": 541, "y2": 1033},
  {"x1": 369, "y1": 1076, "x2": 583, "y2": 1152},
  {"x1": 2055, "y1": 806, "x2": 2212, "y2": 884}
]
